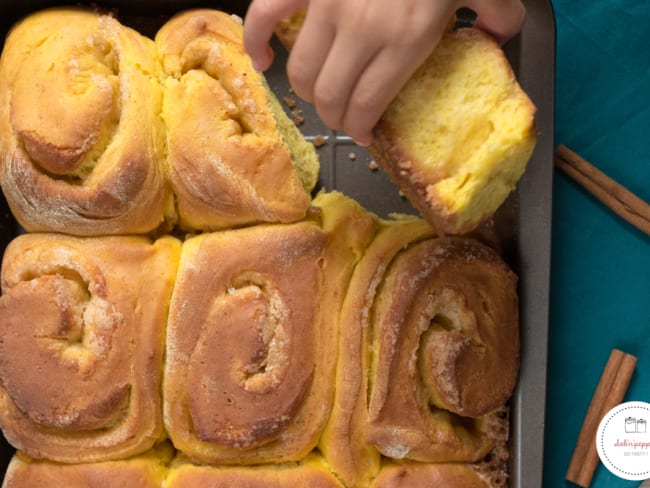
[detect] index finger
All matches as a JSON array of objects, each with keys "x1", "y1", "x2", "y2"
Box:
[{"x1": 244, "y1": 0, "x2": 307, "y2": 71}]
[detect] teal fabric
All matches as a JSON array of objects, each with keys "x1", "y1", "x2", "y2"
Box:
[{"x1": 544, "y1": 1, "x2": 650, "y2": 487}]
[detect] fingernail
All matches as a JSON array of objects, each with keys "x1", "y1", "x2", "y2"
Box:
[
  {"x1": 251, "y1": 46, "x2": 273, "y2": 72},
  {"x1": 353, "y1": 135, "x2": 372, "y2": 147}
]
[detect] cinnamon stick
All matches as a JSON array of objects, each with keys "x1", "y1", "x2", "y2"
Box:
[
  {"x1": 554, "y1": 145, "x2": 650, "y2": 235},
  {"x1": 565, "y1": 348, "x2": 637, "y2": 487}
]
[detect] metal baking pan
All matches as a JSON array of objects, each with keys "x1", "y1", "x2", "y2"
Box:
[{"x1": 0, "y1": 1, "x2": 555, "y2": 486}]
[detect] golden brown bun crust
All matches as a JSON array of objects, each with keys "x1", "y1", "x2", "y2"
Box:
[
  {"x1": 166, "y1": 456, "x2": 344, "y2": 488},
  {"x1": 318, "y1": 214, "x2": 435, "y2": 488},
  {"x1": 0, "y1": 8, "x2": 172, "y2": 235},
  {"x1": 2, "y1": 448, "x2": 170, "y2": 488},
  {"x1": 156, "y1": 9, "x2": 312, "y2": 230},
  {"x1": 369, "y1": 27, "x2": 537, "y2": 235},
  {"x1": 164, "y1": 221, "x2": 334, "y2": 464},
  {"x1": 0, "y1": 234, "x2": 180, "y2": 462},
  {"x1": 370, "y1": 462, "x2": 491, "y2": 488},
  {"x1": 366, "y1": 236, "x2": 518, "y2": 462},
  {"x1": 310, "y1": 192, "x2": 380, "y2": 488}
]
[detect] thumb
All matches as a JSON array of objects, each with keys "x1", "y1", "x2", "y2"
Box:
[{"x1": 244, "y1": 0, "x2": 308, "y2": 71}]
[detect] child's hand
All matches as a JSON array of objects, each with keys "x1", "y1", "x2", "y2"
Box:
[{"x1": 244, "y1": 0, "x2": 525, "y2": 146}]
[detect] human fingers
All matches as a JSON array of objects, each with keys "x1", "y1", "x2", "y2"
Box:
[
  {"x1": 291, "y1": 0, "x2": 405, "y2": 133},
  {"x1": 309, "y1": 31, "x2": 382, "y2": 138},
  {"x1": 285, "y1": 3, "x2": 338, "y2": 104},
  {"x1": 463, "y1": 0, "x2": 526, "y2": 44},
  {"x1": 338, "y1": 40, "x2": 437, "y2": 146},
  {"x1": 331, "y1": 2, "x2": 454, "y2": 145},
  {"x1": 287, "y1": 0, "x2": 456, "y2": 144},
  {"x1": 298, "y1": 30, "x2": 379, "y2": 131},
  {"x1": 243, "y1": 0, "x2": 307, "y2": 71}
]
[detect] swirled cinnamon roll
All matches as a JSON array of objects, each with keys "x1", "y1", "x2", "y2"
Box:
[
  {"x1": 166, "y1": 454, "x2": 343, "y2": 487},
  {"x1": 366, "y1": 236, "x2": 519, "y2": 463},
  {"x1": 318, "y1": 210, "x2": 517, "y2": 485},
  {"x1": 0, "y1": 234, "x2": 180, "y2": 462},
  {"x1": 156, "y1": 9, "x2": 319, "y2": 231},
  {"x1": 0, "y1": 8, "x2": 173, "y2": 235},
  {"x1": 2, "y1": 443, "x2": 173, "y2": 488},
  {"x1": 164, "y1": 193, "x2": 373, "y2": 465},
  {"x1": 165, "y1": 221, "x2": 328, "y2": 463}
]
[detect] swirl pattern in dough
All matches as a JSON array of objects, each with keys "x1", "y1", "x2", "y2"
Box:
[
  {"x1": 156, "y1": 9, "x2": 318, "y2": 231},
  {"x1": 366, "y1": 236, "x2": 518, "y2": 462},
  {"x1": 318, "y1": 211, "x2": 517, "y2": 485},
  {"x1": 164, "y1": 221, "x2": 331, "y2": 463},
  {"x1": 0, "y1": 8, "x2": 172, "y2": 235},
  {"x1": 0, "y1": 234, "x2": 180, "y2": 462},
  {"x1": 319, "y1": 215, "x2": 435, "y2": 487}
]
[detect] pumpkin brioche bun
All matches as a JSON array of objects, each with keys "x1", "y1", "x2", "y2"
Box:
[
  {"x1": 156, "y1": 9, "x2": 319, "y2": 231},
  {"x1": 368, "y1": 27, "x2": 536, "y2": 235}
]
